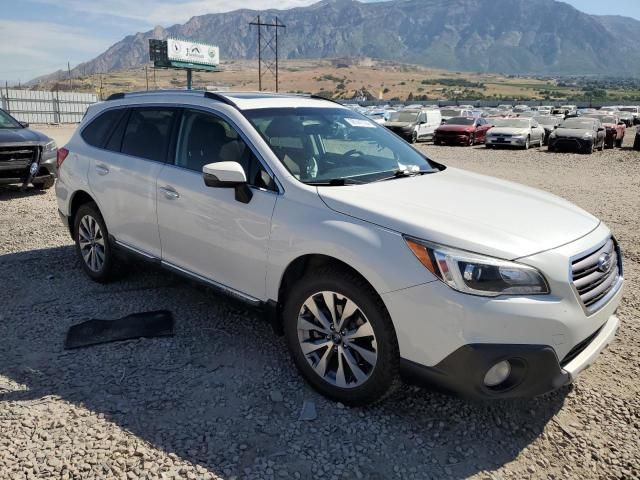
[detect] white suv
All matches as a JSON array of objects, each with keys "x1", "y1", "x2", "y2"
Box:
[{"x1": 55, "y1": 91, "x2": 623, "y2": 405}]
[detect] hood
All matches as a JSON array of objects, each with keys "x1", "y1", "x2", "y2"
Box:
[
  {"x1": 317, "y1": 168, "x2": 599, "y2": 260},
  {"x1": 385, "y1": 122, "x2": 414, "y2": 129},
  {"x1": 0, "y1": 127, "x2": 49, "y2": 144},
  {"x1": 487, "y1": 127, "x2": 529, "y2": 136},
  {"x1": 554, "y1": 128, "x2": 591, "y2": 138},
  {"x1": 436, "y1": 124, "x2": 474, "y2": 133}
]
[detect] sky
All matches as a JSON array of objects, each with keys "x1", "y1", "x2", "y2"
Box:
[{"x1": 1, "y1": 0, "x2": 640, "y2": 83}]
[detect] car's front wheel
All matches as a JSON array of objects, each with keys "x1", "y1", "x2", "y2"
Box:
[
  {"x1": 73, "y1": 202, "x2": 116, "y2": 282},
  {"x1": 33, "y1": 177, "x2": 55, "y2": 190},
  {"x1": 283, "y1": 267, "x2": 400, "y2": 405}
]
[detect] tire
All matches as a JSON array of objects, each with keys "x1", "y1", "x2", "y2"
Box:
[
  {"x1": 523, "y1": 137, "x2": 530, "y2": 150},
  {"x1": 587, "y1": 142, "x2": 595, "y2": 154},
  {"x1": 33, "y1": 177, "x2": 55, "y2": 190},
  {"x1": 598, "y1": 139, "x2": 604, "y2": 151},
  {"x1": 411, "y1": 131, "x2": 418, "y2": 144},
  {"x1": 434, "y1": 139, "x2": 441, "y2": 146},
  {"x1": 607, "y1": 138, "x2": 615, "y2": 149},
  {"x1": 283, "y1": 266, "x2": 400, "y2": 406},
  {"x1": 615, "y1": 137, "x2": 623, "y2": 148},
  {"x1": 468, "y1": 134, "x2": 475, "y2": 146},
  {"x1": 73, "y1": 202, "x2": 116, "y2": 283}
]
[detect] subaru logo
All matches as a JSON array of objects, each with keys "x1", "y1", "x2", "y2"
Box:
[{"x1": 597, "y1": 252, "x2": 612, "y2": 273}]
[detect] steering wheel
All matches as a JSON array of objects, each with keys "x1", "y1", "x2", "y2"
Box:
[{"x1": 343, "y1": 149, "x2": 366, "y2": 157}]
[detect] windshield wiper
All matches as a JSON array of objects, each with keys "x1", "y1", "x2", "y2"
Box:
[
  {"x1": 306, "y1": 177, "x2": 364, "y2": 186},
  {"x1": 372, "y1": 167, "x2": 435, "y2": 183}
]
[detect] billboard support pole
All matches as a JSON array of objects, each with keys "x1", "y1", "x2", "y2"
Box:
[{"x1": 187, "y1": 69, "x2": 192, "y2": 90}]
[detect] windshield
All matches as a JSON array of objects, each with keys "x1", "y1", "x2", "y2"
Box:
[
  {"x1": 388, "y1": 111, "x2": 419, "y2": 123},
  {"x1": 446, "y1": 117, "x2": 475, "y2": 125},
  {"x1": 490, "y1": 118, "x2": 531, "y2": 128},
  {"x1": 586, "y1": 115, "x2": 616, "y2": 124},
  {"x1": 534, "y1": 116, "x2": 557, "y2": 125},
  {"x1": 0, "y1": 109, "x2": 21, "y2": 129},
  {"x1": 244, "y1": 107, "x2": 438, "y2": 185},
  {"x1": 440, "y1": 109, "x2": 462, "y2": 117},
  {"x1": 560, "y1": 118, "x2": 595, "y2": 129},
  {"x1": 619, "y1": 107, "x2": 637, "y2": 113}
]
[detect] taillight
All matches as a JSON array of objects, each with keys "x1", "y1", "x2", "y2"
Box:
[{"x1": 57, "y1": 147, "x2": 69, "y2": 169}]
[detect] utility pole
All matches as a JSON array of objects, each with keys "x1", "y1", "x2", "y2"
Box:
[
  {"x1": 145, "y1": 66, "x2": 149, "y2": 91},
  {"x1": 67, "y1": 62, "x2": 72, "y2": 91},
  {"x1": 249, "y1": 16, "x2": 286, "y2": 92}
]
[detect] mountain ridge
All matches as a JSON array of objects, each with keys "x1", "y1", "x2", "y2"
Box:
[{"x1": 29, "y1": 0, "x2": 640, "y2": 84}]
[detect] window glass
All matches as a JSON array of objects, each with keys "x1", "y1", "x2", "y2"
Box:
[
  {"x1": 104, "y1": 109, "x2": 129, "y2": 152},
  {"x1": 81, "y1": 108, "x2": 127, "y2": 148},
  {"x1": 0, "y1": 109, "x2": 21, "y2": 129},
  {"x1": 175, "y1": 109, "x2": 275, "y2": 190},
  {"x1": 121, "y1": 108, "x2": 178, "y2": 162},
  {"x1": 245, "y1": 107, "x2": 437, "y2": 184}
]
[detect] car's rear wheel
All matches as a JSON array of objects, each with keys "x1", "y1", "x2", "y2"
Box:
[
  {"x1": 74, "y1": 202, "x2": 116, "y2": 283},
  {"x1": 283, "y1": 267, "x2": 400, "y2": 405}
]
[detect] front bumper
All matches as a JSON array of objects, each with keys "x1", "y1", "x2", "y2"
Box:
[
  {"x1": 383, "y1": 223, "x2": 623, "y2": 399},
  {"x1": 400, "y1": 315, "x2": 619, "y2": 399},
  {"x1": 435, "y1": 133, "x2": 470, "y2": 145},
  {"x1": 549, "y1": 136, "x2": 592, "y2": 151},
  {"x1": 486, "y1": 136, "x2": 527, "y2": 147},
  {"x1": 0, "y1": 148, "x2": 57, "y2": 186}
]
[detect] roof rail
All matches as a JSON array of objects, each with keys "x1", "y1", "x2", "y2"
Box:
[
  {"x1": 309, "y1": 94, "x2": 344, "y2": 106},
  {"x1": 106, "y1": 92, "x2": 125, "y2": 101},
  {"x1": 204, "y1": 91, "x2": 239, "y2": 109}
]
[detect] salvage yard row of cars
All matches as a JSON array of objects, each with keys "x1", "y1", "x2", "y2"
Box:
[{"x1": 350, "y1": 103, "x2": 640, "y2": 154}]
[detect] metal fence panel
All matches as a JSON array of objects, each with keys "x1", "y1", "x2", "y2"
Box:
[{"x1": 0, "y1": 89, "x2": 97, "y2": 124}]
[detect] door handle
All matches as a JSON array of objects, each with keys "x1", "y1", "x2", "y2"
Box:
[
  {"x1": 160, "y1": 186, "x2": 180, "y2": 200},
  {"x1": 95, "y1": 164, "x2": 109, "y2": 176}
]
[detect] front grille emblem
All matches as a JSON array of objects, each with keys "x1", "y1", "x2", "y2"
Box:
[{"x1": 597, "y1": 252, "x2": 612, "y2": 273}]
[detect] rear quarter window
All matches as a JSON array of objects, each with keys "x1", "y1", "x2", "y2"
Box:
[{"x1": 81, "y1": 108, "x2": 127, "y2": 148}]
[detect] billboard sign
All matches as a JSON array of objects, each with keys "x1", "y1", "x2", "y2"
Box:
[{"x1": 167, "y1": 38, "x2": 219, "y2": 68}]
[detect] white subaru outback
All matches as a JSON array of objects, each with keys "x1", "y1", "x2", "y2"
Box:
[{"x1": 55, "y1": 91, "x2": 623, "y2": 405}]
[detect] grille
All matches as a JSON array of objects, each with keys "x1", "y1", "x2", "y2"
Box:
[
  {"x1": 0, "y1": 146, "x2": 37, "y2": 167},
  {"x1": 571, "y1": 238, "x2": 621, "y2": 313}
]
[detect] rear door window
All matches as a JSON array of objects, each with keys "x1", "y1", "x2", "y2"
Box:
[
  {"x1": 81, "y1": 108, "x2": 127, "y2": 148},
  {"x1": 121, "y1": 107, "x2": 179, "y2": 162}
]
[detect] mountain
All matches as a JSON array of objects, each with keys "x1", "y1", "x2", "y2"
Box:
[{"x1": 29, "y1": 0, "x2": 640, "y2": 84}]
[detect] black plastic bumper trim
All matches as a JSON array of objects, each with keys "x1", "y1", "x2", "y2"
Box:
[{"x1": 400, "y1": 343, "x2": 571, "y2": 400}]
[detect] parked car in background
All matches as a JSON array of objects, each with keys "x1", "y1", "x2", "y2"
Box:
[
  {"x1": 497, "y1": 104, "x2": 513, "y2": 111},
  {"x1": 561, "y1": 105, "x2": 578, "y2": 117},
  {"x1": 614, "y1": 110, "x2": 634, "y2": 127},
  {"x1": 485, "y1": 117, "x2": 545, "y2": 149},
  {"x1": 618, "y1": 106, "x2": 639, "y2": 125},
  {"x1": 517, "y1": 111, "x2": 537, "y2": 118},
  {"x1": 634, "y1": 127, "x2": 640, "y2": 150},
  {"x1": 0, "y1": 108, "x2": 57, "y2": 190},
  {"x1": 534, "y1": 116, "x2": 561, "y2": 145},
  {"x1": 513, "y1": 105, "x2": 530, "y2": 114},
  {"x1": 440, "y1": 108, "x2": 474, "y2": 123},
  {"x1": 434, "y1": 116, "x2": 492, "y2": 146},
  {"x1": 548, "y1": 117, "x2": 606, "y2": 153},
  {"x1": 385, "y1": 109, "x2": 442, "y2": 143},
  {"x1": 584, "y1": 114, "x2": 625, "y2": 148},
  {"x1": 364, "y1": 109, "x2": 388, "y2": 125},
  {"x1": 538, "y1": 106, "x2": 553, "y2": 115},
  {"x1": 55, "y1": 90, "x2": 624, "y2": 404}
]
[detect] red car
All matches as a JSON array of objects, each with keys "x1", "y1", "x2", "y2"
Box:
[
  {"x1": 434, "y1": 117, "x2": 492, "y2": 146},
  {"x1": 586, "y1": 114, "x2": 625, "y2": 148}
]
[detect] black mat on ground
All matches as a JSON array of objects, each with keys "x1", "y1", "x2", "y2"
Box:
[{"x1": 64, "y1": 310, "x2": 174, "y2": 349}]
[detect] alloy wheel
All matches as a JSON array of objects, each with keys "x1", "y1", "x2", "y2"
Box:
[
  {"x1": 297, "y1": 291, "x2": 378, "y2": 388},
  {"x1": 78, "y1": 214, "x2": 105, "y2": 272}
]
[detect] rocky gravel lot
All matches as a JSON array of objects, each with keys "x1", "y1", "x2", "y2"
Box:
[{"x1": 0, "y1": 125, "x2": 638, "y2": 480}]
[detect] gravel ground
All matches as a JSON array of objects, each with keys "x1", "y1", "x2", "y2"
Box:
[{"x1": 0, "y1": 124, "x2": 638, "y2": 480}]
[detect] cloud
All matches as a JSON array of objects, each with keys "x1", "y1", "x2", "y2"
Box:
[
  {"x1": 0, "y1": 20, "x2": 112, "y2": 82},
  {"x1": 29, "y1": 0, "x2": 323, "y2": 26}
]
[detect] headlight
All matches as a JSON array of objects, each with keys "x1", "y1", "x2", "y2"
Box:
[
  {"x1": 582, "y1": 133, "x2": 593, "y2": 139},
  {"x1": 512, "y1": 135, "x2": 525, "y2": 139},
  {"x1": 404, "y1": 237, "x2": 549, "y2": 297},
  {"x1": 44, "y1": 140, "x2": 57, "y2": 152}
]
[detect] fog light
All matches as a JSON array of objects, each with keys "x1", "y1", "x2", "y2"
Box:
[{"x1": 484, "y1": 360, "x2": 511, "y2": 387}]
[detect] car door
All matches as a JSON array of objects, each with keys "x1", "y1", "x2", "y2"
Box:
[
  {"x1": 87, "y1": 106, "x2": 179, "y2": 258},
  {"x1": 530, "y1": 120, "x2": 543, "y2": 144},
  {"x1": 417, "y1": 112, "x2": 428, "y2": 139},
  {"x1": 156, "y1": 108, "x2": 279, "y2": 301}
]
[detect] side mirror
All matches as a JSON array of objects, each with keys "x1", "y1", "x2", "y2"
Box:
[
  {"x1": 597, "y1": 127, "x2": 605, "y2": 132},
  {"x1": 19, "y1": 121, "x2": 29, "y2": 128},
  {"x1": 618, "y1": 122, "x2": 626, "y2": 126},
  {"x1": 202, "y1": 161, "x2": 253, "y2": 204}
]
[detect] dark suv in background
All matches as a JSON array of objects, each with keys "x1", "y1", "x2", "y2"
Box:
[{"x1": 0, "y1": 108, "x2": 57, "y2": 189}]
